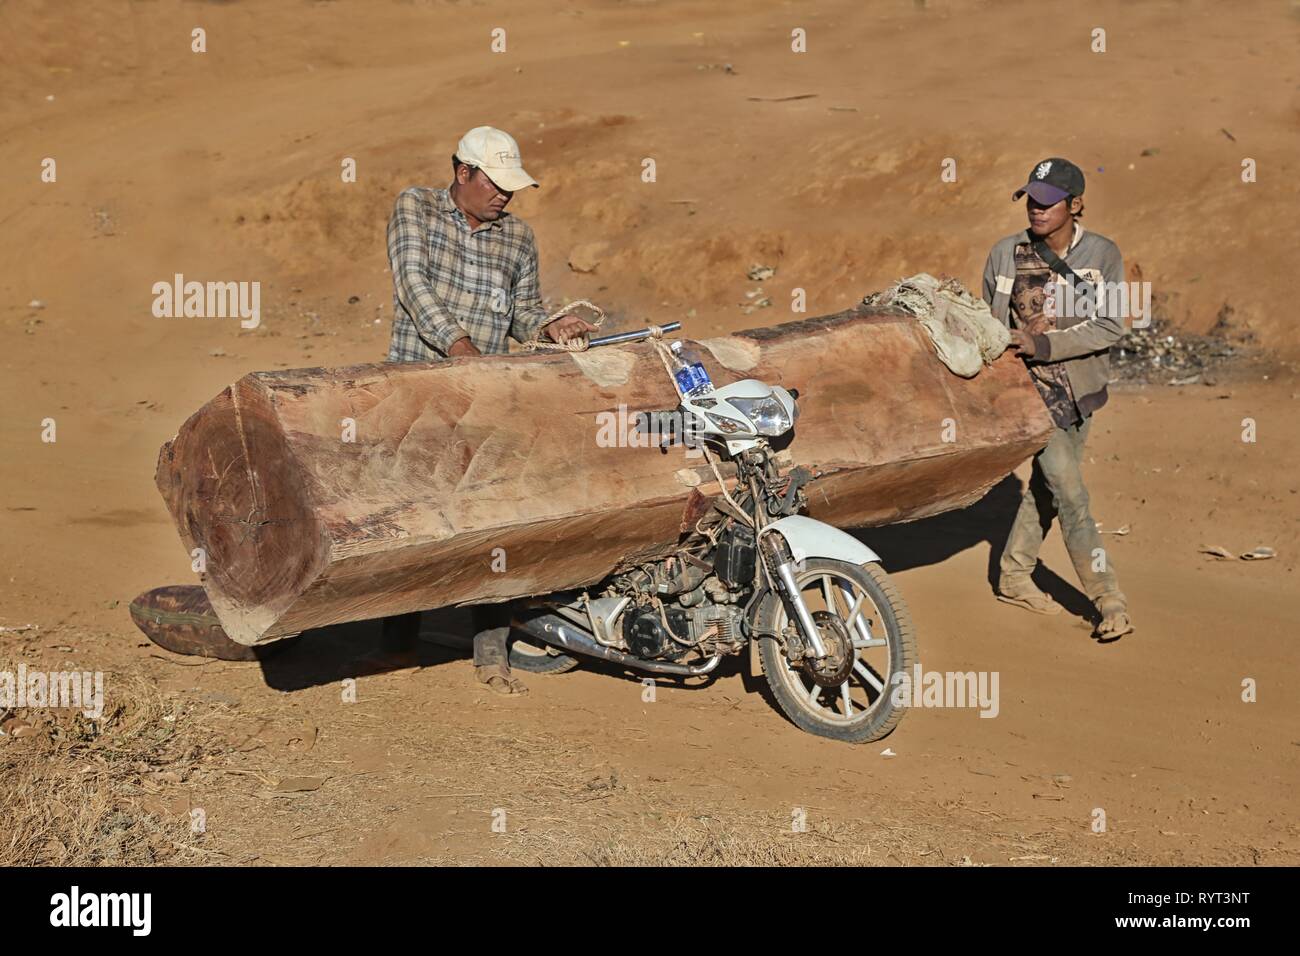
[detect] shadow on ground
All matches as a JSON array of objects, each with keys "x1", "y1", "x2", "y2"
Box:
[{"x1": 859, "y1": 474, "x2": 1095, "y2": 623}]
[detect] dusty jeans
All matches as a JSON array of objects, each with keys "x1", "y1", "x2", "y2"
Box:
[{"x1": 999, "y1": 417, "x2": 1124, "y2": 605}]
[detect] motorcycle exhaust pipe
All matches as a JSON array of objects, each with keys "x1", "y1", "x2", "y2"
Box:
[{"x1": 512, "y1": 612, "x2": 722, "y2": 677}]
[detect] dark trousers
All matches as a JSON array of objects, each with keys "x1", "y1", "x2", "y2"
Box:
[{"x1": 471, "y1": 603, "x2": 513, "y2": 669}]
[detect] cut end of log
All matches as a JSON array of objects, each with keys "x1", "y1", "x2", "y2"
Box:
[{"x1": 155, "y1": 375, "x2": 330, "y2": 643}]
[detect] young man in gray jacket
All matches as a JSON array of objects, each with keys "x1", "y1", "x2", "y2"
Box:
[{"x1": 982, "y1": 157, "x2": 1133, "y2": 640}]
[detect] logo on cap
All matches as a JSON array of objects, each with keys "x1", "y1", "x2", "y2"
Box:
[{"x1": 1035, "y1": 161, "x2": 1052, "y2": 180}]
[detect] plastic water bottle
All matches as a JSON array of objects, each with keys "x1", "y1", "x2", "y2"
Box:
[{"x1": 669, "y1": 341, "x2": 713, "y2": 397}]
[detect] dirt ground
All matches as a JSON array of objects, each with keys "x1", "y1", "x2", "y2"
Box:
[{"x1": 2, "y1": 0, "x2": 1298, "y2": 866}]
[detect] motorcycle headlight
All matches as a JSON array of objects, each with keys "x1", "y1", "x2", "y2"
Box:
[{"x1": 728, "y1": 395, "x2": 793, "y2": 437}]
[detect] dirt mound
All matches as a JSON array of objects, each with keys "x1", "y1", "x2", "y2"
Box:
[{"x1": 216, "y1": 174, "x2": 405, "y2": 279}]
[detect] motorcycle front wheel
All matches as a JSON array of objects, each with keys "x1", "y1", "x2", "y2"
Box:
[{"x1": 759, "y1": 560, "x2": 916, "y2": 743}]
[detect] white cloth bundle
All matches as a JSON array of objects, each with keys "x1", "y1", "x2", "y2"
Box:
[{"x1": 863, "y1": 274, "x2": 1010, "y2": 378}]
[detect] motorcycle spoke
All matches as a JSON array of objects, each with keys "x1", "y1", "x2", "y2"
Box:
[
  {"x1": 843, "y1": 590, "x2": 865, "y2": 623},
  {"x1": 805, "y1": 679, "x2": 822, "y2": 707},
  {"x1": 838, "y1": 583, "x2": 878, "y2": 646},
  {"x1": 853, "y1": 658, "x2": 885, "y2": 693},
  {"x1": 820, "y1": 575, "x2": 840, "y2": 616}
]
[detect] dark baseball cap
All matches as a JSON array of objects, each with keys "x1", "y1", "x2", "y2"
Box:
[{"x1": 1012, "y1": 157, "x2": 1085, "y2": 205}]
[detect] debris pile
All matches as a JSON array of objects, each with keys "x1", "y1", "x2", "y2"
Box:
[{"x1": 1112, "y1": 310, "x2": 1252, "y2": 386}]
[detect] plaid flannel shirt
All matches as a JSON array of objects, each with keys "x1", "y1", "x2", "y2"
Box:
[{"x1": 386, "y1": 186, "x2": 550, "y2": 361}]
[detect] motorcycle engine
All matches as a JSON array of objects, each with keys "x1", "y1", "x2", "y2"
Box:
[
  {"x1": 621, "y1": 602, "x2": 746, "y2": 660},
  {"x1": 623, "y1": 605, "x2": 691, "y2": 660}
]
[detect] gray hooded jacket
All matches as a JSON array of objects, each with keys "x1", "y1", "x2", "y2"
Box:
[{"x1": 981, "y1": 227, "x2": 1125, "y2": 418}]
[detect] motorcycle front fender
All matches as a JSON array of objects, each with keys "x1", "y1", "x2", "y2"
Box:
[
  {"x1": 745, "y1": 515, "x2": 882, "y2": 652},
  {"x1": 760, "y1": 514, "x2": 881, "y2": 567}
]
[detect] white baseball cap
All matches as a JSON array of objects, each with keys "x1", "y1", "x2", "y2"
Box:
[{"x1": 455, "y1": 126, "x2": 538, "y2": 191}]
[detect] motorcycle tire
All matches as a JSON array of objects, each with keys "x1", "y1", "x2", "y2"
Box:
[{"x1": 759, "y1": 560, "x2": 916, "y2": 743}]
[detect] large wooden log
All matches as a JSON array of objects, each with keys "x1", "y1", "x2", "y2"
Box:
[{"x1": 155, "y1": 306, "x2": 1052, "y2": 645}]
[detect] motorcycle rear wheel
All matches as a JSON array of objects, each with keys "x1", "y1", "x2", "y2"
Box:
[
  {"x1": 759, "y1": 560, "x2": 916, "y2": 743},
  {"x1": 508, "y1": 633, "x2": 581, "y2": 674}
]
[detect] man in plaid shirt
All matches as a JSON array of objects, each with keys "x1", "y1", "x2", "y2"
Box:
[
  {"x1": 386, "y1": 126, "x2": 595, "y2": 360},
  {"x1": 383, "y1": 126, "x2": 596, "y2": 694}
]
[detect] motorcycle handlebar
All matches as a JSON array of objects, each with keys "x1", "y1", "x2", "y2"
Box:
[
  {"x1": 587, "y1": 322, "x2": 682, "y2": 349},
  {"x1": 633, "y1": 410, "x2": 679, "y2": 435}
]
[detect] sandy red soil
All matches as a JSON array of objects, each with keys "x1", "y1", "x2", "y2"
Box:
[{"x1": 1, "y1": 0, "x2": 1297, "y2": 865}]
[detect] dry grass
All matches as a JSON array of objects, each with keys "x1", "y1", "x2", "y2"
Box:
[{"x1": 0, "y1": 661, "x2": 229, "y2": 866}]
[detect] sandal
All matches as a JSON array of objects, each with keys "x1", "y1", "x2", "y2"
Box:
[
  {"x1": 996, "y1": 583, "x2": 1063, "y2": 615},
  {"x1": 476, "y1": 665, "x2": 529, "y2": 696},
  {"x1": 1094, "y1": 597, "x2": 1134, "y2": 641},
  {"x1": 1095, "y1": 611, "x2": 1134, "y2": 640}
]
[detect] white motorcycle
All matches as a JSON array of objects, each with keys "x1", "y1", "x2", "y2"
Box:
[{"x1": 509, "y1": 325, "x2": 917, "y2": 743}]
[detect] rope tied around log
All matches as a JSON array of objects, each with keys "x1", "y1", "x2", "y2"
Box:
[{"x1": 521, "y1": 300, "x2": 606, "y2": 352}]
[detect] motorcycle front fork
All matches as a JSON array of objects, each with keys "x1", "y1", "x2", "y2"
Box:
[{"x1": 760, "y1": 534, "x2": 829, "y2": 659}]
